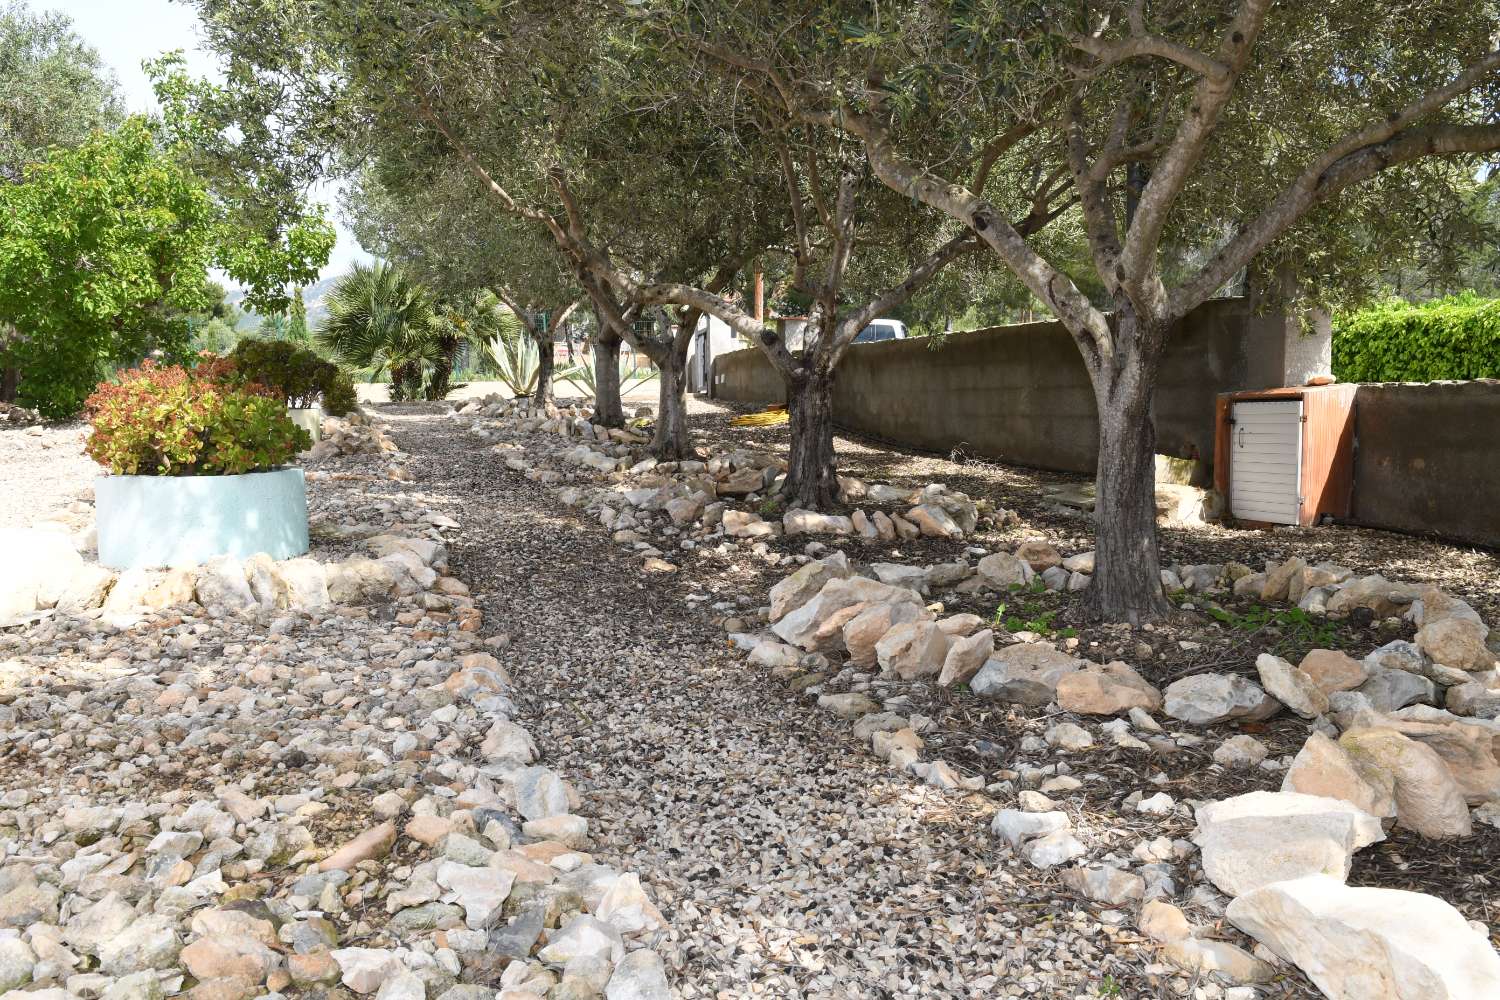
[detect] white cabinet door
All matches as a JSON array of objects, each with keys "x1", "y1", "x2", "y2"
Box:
[{"x1": 1231, "y1": 400, "x2": 1303, "y2": 524}]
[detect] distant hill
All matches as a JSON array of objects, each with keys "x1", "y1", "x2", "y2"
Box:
[{"x1": 227, "y1": 276, "x2": 338, "y2": 332}]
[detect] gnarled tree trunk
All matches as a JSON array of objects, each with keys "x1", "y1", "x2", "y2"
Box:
[
  {"x1": 0, "y1": 367, "x2": 17, "y2": 404},
  {"x1": 592, "y1": 332, "x2": 624, "y2": 427},
  {"x1": 781, "y1": 368, "x2": 840, "y2": 509},
  {"x1": 532, "y1": 331, "x2": 555, "y2": 410},
  {"x1": 1083, "y1": 309, "x2": 1173, "y2": 624},
  {"x1": 651, "y1": 345, "x2": 691, "y2": 461}
]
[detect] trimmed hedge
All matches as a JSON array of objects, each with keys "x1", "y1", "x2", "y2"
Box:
[{"x1": 1333, "y1": 295, "x2": 1500, "y2": 383}]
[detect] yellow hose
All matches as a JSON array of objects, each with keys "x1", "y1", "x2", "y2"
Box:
[{"x1": 730, "y1": 405, "x2": 789, "y2": 427}]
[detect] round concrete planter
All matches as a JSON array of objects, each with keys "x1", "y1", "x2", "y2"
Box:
[
  {"x1": 95, "y1": 467, "x2": 309, "y2": 570},
  {"x1": 289, "y1": 405, "x2": 324, "y2": 443}
]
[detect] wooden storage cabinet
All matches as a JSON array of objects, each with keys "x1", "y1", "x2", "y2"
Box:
[{"x1": 1213, "y1": 384, "x2": 1357, "y2": 527}]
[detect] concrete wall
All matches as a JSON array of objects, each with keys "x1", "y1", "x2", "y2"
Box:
[
  {"x1": 712, "y1": 298, "x2": 1299, "y2": 475},
  {"x1": 1350, "y1": 381, "x2": 1500, "y2": 547}
]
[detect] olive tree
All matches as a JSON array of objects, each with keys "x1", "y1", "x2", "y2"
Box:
[{"x1": 664, "y1": 0, "x2": 1500, "y2": 620}]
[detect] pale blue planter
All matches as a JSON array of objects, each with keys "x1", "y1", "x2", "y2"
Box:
[{"x1": 96, "y1": 467, "x2": 309, "y2": 570}]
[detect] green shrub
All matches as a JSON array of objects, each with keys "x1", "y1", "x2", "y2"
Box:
[
  {"x1": 1333, "y1": 294, "x2": 1500, "y2": 382},
  {"x1": 322, "y1": 371, "x2": 359, "y2": 416},
  {"x1": 228, "y1": 337, "x2": 340, "y2": 407},
  {"x1": 85, "y1": 360, "x2": 310, "y2": 475}
]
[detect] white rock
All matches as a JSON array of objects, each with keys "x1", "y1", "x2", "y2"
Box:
[
  {"x1": 605, "y1": 948, "x2": 671, "y2": 1000},
  {"x1": 1227, "y1": 874, "x2": 1500, "y2": 999},
  {"x1": 1192, "y1": 791, "x2": 1385, "y2": 897}
]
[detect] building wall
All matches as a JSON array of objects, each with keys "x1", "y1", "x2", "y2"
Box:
[{"x1": 712, "y1": 298, "x2": 1295, "y2": 475}]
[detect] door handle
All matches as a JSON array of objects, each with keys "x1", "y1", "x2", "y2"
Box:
[{"x1": 1237, "y1": 425, "x2": 1247, "y2": 449}]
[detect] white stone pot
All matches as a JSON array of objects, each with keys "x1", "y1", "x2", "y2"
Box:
[
  {"x1": 95, "y1": 467, "x2": 309, "y2": 569},
  {"x1": 289, "y1": 405, "x2": 324, "y2": 443}
]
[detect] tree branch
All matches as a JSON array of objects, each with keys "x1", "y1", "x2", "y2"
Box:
[
  {"x1": 1172, "y1": 121, "x2": 1500, "y2": 314},
  {"x1": 1117, "y1": 0, "x2": 1274, "y2": 298},
  {"x1": 834, "y1": 234, "x2": 979, "y2": 364},
  {"x1": 1070, "y1": 33, "x2": 1229, "y2": 81}
]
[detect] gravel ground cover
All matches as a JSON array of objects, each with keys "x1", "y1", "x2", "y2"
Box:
[{"x1": 385, "y1": 404, "x2": 1320, "y2": 999}]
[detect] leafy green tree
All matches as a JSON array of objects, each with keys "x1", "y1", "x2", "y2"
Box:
[
  {"x1": 0, "y1": 116, "x2": 332, "y2": 417},
  {"x1": 0, "y1": 1, "x2": 123, "y2": 182}
]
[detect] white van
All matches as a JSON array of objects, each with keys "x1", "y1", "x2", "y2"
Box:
[{"x1": 853, "y1": 319, "x2": 908, "y2": 343}]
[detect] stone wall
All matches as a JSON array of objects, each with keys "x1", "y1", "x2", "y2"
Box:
[{"x1": 712, "y1": 298, "x2": 1308, "y2": 477}]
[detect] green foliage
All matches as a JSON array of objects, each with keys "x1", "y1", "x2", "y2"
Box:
[
  {"x1": 318, "y1": 261, "x2": 443, "y2": 401},
  {"x1": 1333, "y1": 294, "x2": 1500, "y2": 382},
  {"x1": 228, "y1": 337, "x2": 340, "y2": 408},
  {"x1": 485, "y1": 316, "x2": 541, "y2": 398},
  {"x1": 0, "y1": 1, "x2": 123, "y2": 181},
  {"x1": 1204, "y1": 603, "x2": 1338, "y2": 653},
  {"x1": 993, "y1": 580, "x2": 1078, "y2": 639},
  {"x1": 0, "y1": 114, "x2": 332, "y2": 418},
  {"x1": 321, "y1": 371, "x2": 358, "y2": 416},
  {"x1": 556, "y1": 353, "x2": 656, "y2": 400},
  {"x1": 85, "y1": 360, "x2": 309, "y2": 475}
]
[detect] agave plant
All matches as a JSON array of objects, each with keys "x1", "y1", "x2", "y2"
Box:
[
  {"x1": 557, "y1": 351, "x2": 655, "y2": 400},
  {"x1": 317, "y1": 262, "x2": 442, "y2": 401},
  {"x1": 483, "y1": 313, "x2": 542, "y2": 397}
]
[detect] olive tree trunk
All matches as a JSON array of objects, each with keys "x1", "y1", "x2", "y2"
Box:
[
  {"x1": 592, "y1": 333, "x2": 624, "y2": 427},
  {"x1": 1083, "y1": 312, "x2": 1173, "y2": 624},
  {"x1": 651, "y1": 345, "x2": 691, "y2": 461},
  {"x1": 781, "y1": 368, "x2": 840, "y2": 509},
  {"x1": 532, "y1": 332, "x2": 555, "y2": 409}
]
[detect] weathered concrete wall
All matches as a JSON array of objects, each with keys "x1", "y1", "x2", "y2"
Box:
[
  {"x1": 712, "y1": 298, "x2": 1293, "y2": 475},
  {"x1": 1350, "y1": 381, "x2": 1500, "y2": 547}
]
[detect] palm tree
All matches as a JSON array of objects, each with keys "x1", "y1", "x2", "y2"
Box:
[{"x1": 318, "y1": 262, "x2": 442, "y2": 401}]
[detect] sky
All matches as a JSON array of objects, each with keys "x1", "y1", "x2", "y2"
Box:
[{"x1": 42, "y1": 0, "x2": 371, "y2": 284}]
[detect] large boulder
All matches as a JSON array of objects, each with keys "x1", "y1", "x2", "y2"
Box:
[
  {"x1": 1327, "y1": 575, "x2": 1418, "y2": 618},
  {"x1": 1227, "y1": 875, "x2": 1500, "y2": 999},
  {"x1": 768, "y1": 553, "x2": 850, "y2": 623},
  {"x1": 782, "y1": 509, "x2": 854, "y2": 537},
  {"x1": 1192, "y1": 791, "x2": 1385, "y2": 897},
  {"x1": 970, "y1": 643, "x2": 1085, "y2": 706},
  {"x1": 1163, "y1": 673, "x2": 1278, "y2": 725},
  {"x1": 1282, "y1": 731, "x2": 1397, "y2": 822},
  {"x1": 1339, "y1": 727, "x2": 1472, "y2": 838},
  {"x1": 1055, "y1": 661, "x2": 1162, "y2": 715},
  {"x1": 905, "y1": 504, "x2": 963, "y2": 539},
  {"x1": 773, "y1": 576, "x2": 923, "y2": 651},
  {"x1": 53, "y1": 564, "x2": 116, "y2": 614},
  {"x1": 327, "y1": 558, "x2": 399, "y2": 604}
]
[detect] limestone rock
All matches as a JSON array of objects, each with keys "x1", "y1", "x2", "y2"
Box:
[
  {"x1": 842, "y1": 602, "x2": 925, "y2": 667},
  {"x1": 605, "y1": 948, "x2": 671, "y2": 1000},
  {"x1": 1339, "y1": 728, "x2": 1472, "y2": 837},
  {"x1": 1417, "y1": 618, "x2": 1495, "y2": 672},
  {"x1": 1282, "y1": 731, "x2": 1397, "y2": 822},
  {"x1": 875, "y1": 621, "x2": 949, "y2": 680},
  {"x1": 773, "y1": 576, "x2": 923, "y2": 651},
  {"x1": 970, "y1": 643, "x2": 1085, "y2": 706},
  {"x1": 1298, "y1": 649, "x2": 1368, "y2": 694},
  {"x1": 1015, "y1": 540, "x2": 1062, "y2": 572},
  {"x1": 768, "y1": 553, "x2": 850, "y2": 623},
  {"x1": 1227, "y1": 874, "x2": 1500, "y2": 999},
  {"x1": 976, "y1": 552, "x2": 1033, "y2": 590},
  {"x1": 1256, "y1": 653, "x2": 1330, "y2": 719},
  {"x1": 318, "y1": 822, "x2": 397, "y2": 872},
  {"x1": 906, "y1": 504, "x2": 962, "y2": 539},
  {"x1": 937, "y1": 628, "x2": 993, "y2": 687},
  {"x1": 1055, "y1": 661, "x2": 1162, "y2": 715},
  {"x1": 195, "y1": 557, "x2": 255, "y2": 611},
  {"x1": 817, "y1": 692, "x2": 879, "y2": 718},
  {"x1": 1163, "y1": 673, "x2": 1278, "y2": 725},
  {"x1": 1192, "y1": 790, "x2": 1385, "y2": 897},
  {"x1": 782, "y1": 509, "x2": 853, "y2": 537}
]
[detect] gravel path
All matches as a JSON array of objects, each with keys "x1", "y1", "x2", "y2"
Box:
[
  {"x1": 0, "y1": 423, "x2": 96, "y2": 531},
  {"x1": 385, "y1": 406, "x2": 1158, "y2": 1000}
]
